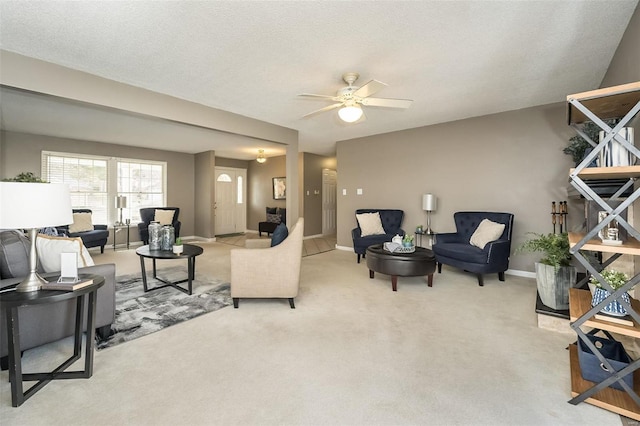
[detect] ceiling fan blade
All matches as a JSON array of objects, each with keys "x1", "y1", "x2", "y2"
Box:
[
  {"x1": 361, "y1": 97, "x2": 413, "y2": 109},
  {"x1": 302, "y1": 103, "x2": 343, "y2": 118},
  {"x1": 353, "y1": 79, "x2": 387, "y2": 98},
  {"x1": 298, "y1": 93, "x2": 340, "y2": 101}
]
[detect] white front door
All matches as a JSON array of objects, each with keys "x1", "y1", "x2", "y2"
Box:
[
  {"x1": 215, "y1": 167, "x2": 247, "y2": 235},
  {"x1": 322, "y1": 169, "x2": 337, "y2": 235}
]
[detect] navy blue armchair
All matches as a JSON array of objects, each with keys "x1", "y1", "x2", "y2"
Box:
[
  {"x1": 351, "y1": 209, "x2": 405, "y2": 263},
  {"x1": 432, "y1": 211, "x2": 514, "y2": 286},
  {"x1": 138, "y1": 207, "x2": 181, "y2": 244},
  {"x1": 56, "y1": 209, "x2": 109, "y2": 253}
]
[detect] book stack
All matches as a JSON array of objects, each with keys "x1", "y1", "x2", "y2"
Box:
[{"x1": 41, "y1": 275, "x2": 94, "y2": 291}]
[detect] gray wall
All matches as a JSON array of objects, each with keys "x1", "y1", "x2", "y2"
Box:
[
  {"x1": 247, "y1": 155, "x2": 286, "y2": 230},
  {"x1": 336, "y1": 103, "x2": 576, "y2": 272},
  {"x1": 302, "y1": 152, "x2": 337, "y2": 236},
  {"x1": 194, "y1": 151, "x2": 215, "y2": 238},
  {"x1": 335, "y1": 4, "x2": 640, "y2": 273},
  {"x1": 1, "y1": 130, "x2": 195, "y2": 242},
  {"x1": 601, "y1": 2, "x2": 640, "y2": 88}
]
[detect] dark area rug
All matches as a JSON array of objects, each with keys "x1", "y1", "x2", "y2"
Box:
[{"x1": 97, "y1": 266, "x2": 231, "y2": 350}]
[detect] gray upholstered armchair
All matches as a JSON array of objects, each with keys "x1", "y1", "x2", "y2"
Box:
[
  {"x1": 432, "y1": 211, "x2": 514, "y2": 286},
  {"x1": 230, "y1": 218, "x2": 304, "y2": 308}
]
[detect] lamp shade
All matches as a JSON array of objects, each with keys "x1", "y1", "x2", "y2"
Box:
[
  {"x1": 422, "y1": 194, "x2": 437, "y2": 212},
  {"x1": 0, "y1": 182, "x2": 73, "y2": 229},
  {"x1": 338, "y1": 105, "x2": 363, "y2": 123},
  {"x1": 116, "y1": 195, "x2": 128, "y2": 208}
]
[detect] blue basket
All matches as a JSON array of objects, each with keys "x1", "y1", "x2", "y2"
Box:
[{"x1": 577, "y1": 332, "x2": 633, "y2": 391}]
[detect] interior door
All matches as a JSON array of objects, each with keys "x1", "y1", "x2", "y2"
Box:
[
  {"x1": 215, "y1": 167, "x2": 247, "y2": 235},
  {"x1": 322, "y1": 169, "x2": 337, "y2": 235}
]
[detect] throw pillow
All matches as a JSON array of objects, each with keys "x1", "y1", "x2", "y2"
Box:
[
  {"x1": 0, "y1": 230, "x2": 33, "y2": 279},
  {"x1": 154, "y1": 209, "x2": 175, "y2": 225},
  {"x1": 469, "y1": 219, "x2": 506, "y2": 249},
  {"x1": 68, "y1": 212, "x2": 94, "y2": 233},
  {"x1": 266, "y1": 213, "x2": 282, "y2": 223},
  {"x1": 270, "y1": 223, "x2": 289, "y2": 247},
  {"x1": 36, "y1": 234, "x2": 95, "y2": 273},
  {"x1": 356, "y1": 212, "x2": 386, "y2": 237}
]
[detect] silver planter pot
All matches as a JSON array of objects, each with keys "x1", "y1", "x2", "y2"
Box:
[{"x1": 535, "y1": 262, "x2": 576, "y2": 310}]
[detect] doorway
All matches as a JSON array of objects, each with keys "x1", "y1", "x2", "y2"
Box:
[
  {"x1": 215, "y1": 167, "x2": 247, "y2": 235},
  {"x1": 322, "y1": 169, "x2": 337, "y2": 235}
]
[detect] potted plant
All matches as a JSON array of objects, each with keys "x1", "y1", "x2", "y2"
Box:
[
  {"x1": 518, "y1": 232, "x2": 576, "y2": 310},
  {"x1": 173, "y1": 237, "x2": 184, "y2": 255},
  {"x1": 402, "y1": 234, "x2": 414, "y2": 248},
  {"x1": 589, "y1": 269, "x2": 632, "y2": 317},
  {"x1": 2, "y1": 172, "x2": 48, "y2": 182}
]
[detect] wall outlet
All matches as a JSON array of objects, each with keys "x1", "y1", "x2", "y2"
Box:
[
  {"x1": 357, "y1": 188, "x2": 363, "y2": 195},
  {"x1": 342, "y1": 189, "x2": 347, "y2": 195}
]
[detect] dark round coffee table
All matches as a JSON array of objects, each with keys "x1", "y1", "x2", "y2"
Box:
[
  {"x1": 136, "y1": 243, "x2": 203, "y2": 295},
  {"x1": 366, "y1": 244, "x2": 436, "y2": 291}
]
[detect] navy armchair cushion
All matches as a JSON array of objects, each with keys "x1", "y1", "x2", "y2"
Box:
[
  {"x1": 351, "y1": 209, "x2": 404, "y2": 262},
  {"x1": 432, "y1": 211, "x2": 514, "y2": 286}
]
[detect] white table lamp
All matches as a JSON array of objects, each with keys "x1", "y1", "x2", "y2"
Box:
[
  {"x1": 116, "y1": 195, "x2": 127, "y2": 225},
  {"x1": 422, "y1": 193, "x2": 437, "y2": 235},
  {"x1": 0, "y1": 182, "x2": 73, "y2": 292}
]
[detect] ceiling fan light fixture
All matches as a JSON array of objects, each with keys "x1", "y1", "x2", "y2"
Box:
[
  {"x1": 338, "y1": 105, "x2": 363, "y2": 123},
  {"x1": 256, "y1": 149, "x2": 266, "y2": 163}
]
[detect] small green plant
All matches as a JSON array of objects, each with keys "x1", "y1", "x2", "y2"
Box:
[
  {"x1": 589, "y1": 269, "x2": 630, "y2": 291},
  {"x1": 403, "y1": 234, "x2": 414, "y2": 244},
  {"x1": 517, "y1": 232, "x2": 572, "y2": 268},
  {"x1": 175, "y1": 237, "x2": 182, "y2": 245},
  {"x1": 2, "y1": 172, "x2": 48, "y2": 183}
]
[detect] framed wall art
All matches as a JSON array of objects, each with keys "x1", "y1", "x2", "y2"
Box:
[{"x1": 273, "y1": 177, "x2": 286, "y2": 200}]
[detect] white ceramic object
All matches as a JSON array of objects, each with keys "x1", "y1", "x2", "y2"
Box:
[{"x1": 172, "y1": 245, "x2": 184, "y2": 255}]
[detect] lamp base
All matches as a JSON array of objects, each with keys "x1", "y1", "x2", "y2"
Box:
[{"x1": 15, "y1": 271, "x2": 47, "y2": 292}]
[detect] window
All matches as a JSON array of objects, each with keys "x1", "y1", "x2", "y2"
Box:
[
  {"x1": 117, "y1": 161, "x2": 165, "y2": 223},
  {"x1": 237, "y1": 175, "x2": 243, "y2": 204},
  {"x1": 42, "y1": 151, "x2": 166, "y2": 225}
]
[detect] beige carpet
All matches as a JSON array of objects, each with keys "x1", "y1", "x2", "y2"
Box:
[
  {"x1": 217, "y1": 233, "x2": 337, "y2": 257},
  {"x1": 0, "y1": 241, "x2": 625, "y2": 425}
]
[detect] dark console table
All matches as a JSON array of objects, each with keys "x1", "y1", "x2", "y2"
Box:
[{"x1": 0, "y1": 276, "x2": 105, "y2": 407}]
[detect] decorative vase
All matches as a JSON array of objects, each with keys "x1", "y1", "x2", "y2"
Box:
[
  {"x1": 535, "y1": 262, "x2": 576, "y2": 310},
  {"x1": 402, "y1": 241, "x2": 413, "y2": 248},
  {"x1": 591, "y1": 287, "x2": 631, "y2": 316},
  {"x1": 161, "y1": 225, "x2": 175, "y2": 251},
  {"x1": 598, "y1": 127, "x2": 634, "y2": 167},
  {"x1": 172, "y1": 244, "x2": 184, "y2": 255},
  {"x1": 148, "y1": 221, "x2": 162, "y2": 250}
]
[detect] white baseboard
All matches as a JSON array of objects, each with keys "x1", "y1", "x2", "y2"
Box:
[
  {"x1": 334, "y1": 245, "x2": 534, "y2": 278},
  {"x1": 304, "y1": 234, "x2": 324, "y2": 240},
  {"x1": 505, "y1": 269, "x2": 535, "y2": 278}
]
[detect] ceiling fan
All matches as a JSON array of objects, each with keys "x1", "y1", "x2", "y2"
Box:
[{"x1": 298, "y1": 72, "x2": 413, "y2": 123}]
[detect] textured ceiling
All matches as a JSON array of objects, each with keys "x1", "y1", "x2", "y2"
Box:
[{"x1": 0, "y1": 1, "x2": 638, "y2": 159}]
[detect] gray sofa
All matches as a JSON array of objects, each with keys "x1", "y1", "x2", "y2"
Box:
[{"x1": 0, "y1": 230, "x2": 116, "y2": 359}]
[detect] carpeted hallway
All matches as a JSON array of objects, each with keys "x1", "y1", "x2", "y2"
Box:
[
  {"x1": 216, "y1": 233, "x2": 337, "y2": 257},
  {"x1": 0, "y1": 241, "x2": 623, "y2": 425}
]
